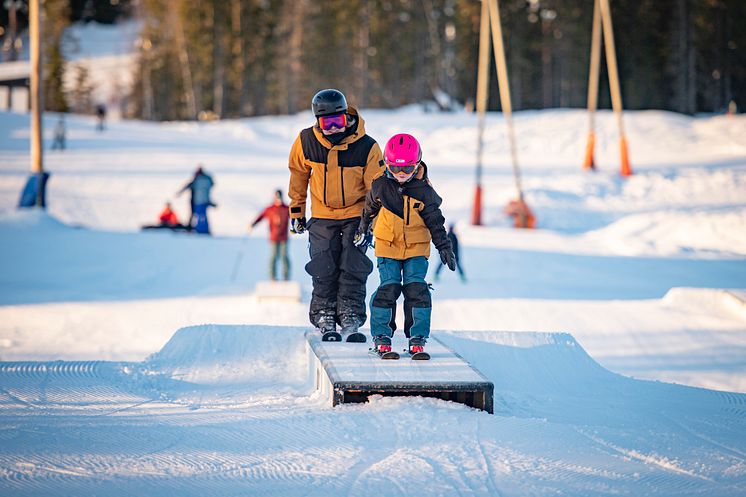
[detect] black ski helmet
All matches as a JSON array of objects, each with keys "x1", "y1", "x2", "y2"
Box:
[{"x1": 311, "y1": 89, "x2": 348, "y2": 117}]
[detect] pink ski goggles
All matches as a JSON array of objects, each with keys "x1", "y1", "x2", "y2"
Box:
[{"x1": 318, "y1": 113, "x2": 347, "y2": 131}]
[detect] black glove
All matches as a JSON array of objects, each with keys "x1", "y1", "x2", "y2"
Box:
[
  {"x1": 353, "y1": 225, "x2": 373, "y2": 249},
  {"x1": 439, "y1": 248, "x2": 456, "y2": 271},
  {"x1": 290, "y1": 217, "x2": 307, "y2": 234}
]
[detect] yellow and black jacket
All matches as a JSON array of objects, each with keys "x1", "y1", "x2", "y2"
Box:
[
  {"x1": 288, "y1": 107, "x2": 384, "y2": 220},
  {"x1": 360, "y1": 164, "x2": 451, "y2": 260}
]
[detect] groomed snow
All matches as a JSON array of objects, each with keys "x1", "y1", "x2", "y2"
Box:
[{"x1": 1, "y1": 103, "x2": 745, "y2": 495}]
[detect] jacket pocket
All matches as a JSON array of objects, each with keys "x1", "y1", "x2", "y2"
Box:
[
  {"x1": 405, "y1": 226, "x2": 431, "y2": 244},
  {"x1": 373, "y1": 216, "x2": 395, "y2": 242},
  {"x1": 341, "y1": 166, "x2": 365, "y2": 206}
]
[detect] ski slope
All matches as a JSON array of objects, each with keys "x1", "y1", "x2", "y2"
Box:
[
  {"x1": 1, "y1": 325, "x2": 745, "y2": 496},
  {"x1": 1, "y1": 104, "x2": 746, "y2": 495}
]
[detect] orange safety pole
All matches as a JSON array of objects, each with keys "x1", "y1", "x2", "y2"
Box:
[
  {"x1": 583, "y1": 0, "x2": 601, "y2": 171},
  {"x1": 598, "y1": 0, "x2": 632, "y2": 176},
  {"x1": 472, "y1": 0, "x2": 491, "y2": 226}
]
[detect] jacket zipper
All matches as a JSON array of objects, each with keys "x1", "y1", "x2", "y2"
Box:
[
  {"x1": 323, "y1": 164, "x2": 328, "y2": 206},
  {"x1": 406, "y1": 196, "x2": 410, "y2": 225},
  {"x1": 340, "y1": 167, "x2": 346, "y2": 206}
]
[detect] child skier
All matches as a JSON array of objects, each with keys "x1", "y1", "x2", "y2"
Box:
[{"x1": 354, "y1": 133, "x2": 456, "y2": 359}]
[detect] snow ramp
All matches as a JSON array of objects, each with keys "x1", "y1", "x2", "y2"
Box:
[{"x1": 2, "y1": 325, "x2": 746, "y2": 496}]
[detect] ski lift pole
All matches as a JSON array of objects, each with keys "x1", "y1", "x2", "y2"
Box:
[
  {"x1": 598, "y1": 0, "x2": 632, "y2": 176},
  {"x1": 584, "y1": 0, "x2": 602, "y2": 171},
  {"x1": 487, "y1": 0, "x2": 533, "y2": 228},
  {"x1": 472, "y1": 0, "x2": 491, "y2": 226}
]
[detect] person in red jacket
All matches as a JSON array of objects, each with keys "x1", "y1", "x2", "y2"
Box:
[
  {"x1": 159, "y1": 202, "x2": 179, "y2": 226},
  {"x1": 250, "y1": 189, "x2": 291, "y2": 280}
]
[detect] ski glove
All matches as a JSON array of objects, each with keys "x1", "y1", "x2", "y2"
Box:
[
  {"x1": 439, "y1": 248, "x2": 456, "y2": 271},
  {"x1": 353, "y1": 226, "x2": 373, "y2": 249},
  {"x1": 290, "y1": 217, "x2": 307, "y2": 234}
]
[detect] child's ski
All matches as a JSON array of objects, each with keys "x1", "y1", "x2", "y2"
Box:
[
  {"x1": 409, "y1": 351, "x2": 430, "y2": 360},
  {"x1": 374, "y1": 349, "x2": 400, "y2": 360}
]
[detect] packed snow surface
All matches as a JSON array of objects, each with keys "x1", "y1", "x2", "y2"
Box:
[{"x1": 1, "y1": 102, "x2": 746, "y2": 495}]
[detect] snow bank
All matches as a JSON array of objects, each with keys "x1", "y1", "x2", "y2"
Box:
[{"x1": 146, "y1": 324, "x2": 309, "y2": 387}]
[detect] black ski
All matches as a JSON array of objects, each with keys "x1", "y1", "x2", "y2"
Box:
[
  {"x1": 379, "y1": 350, "x2": 400, "y2": 360},
  {"x1": 410, "y1": 351, "x2": 430, "y2": 361},
  {"x1": 369, "y1": 348, "x2": 399, "y2": 360},
  {"x1": 345, "y1": 332, "x2": 367, "y2": 343},
  {"x1": 321, "y1": 331, "x2": 342, "y2": 342}
]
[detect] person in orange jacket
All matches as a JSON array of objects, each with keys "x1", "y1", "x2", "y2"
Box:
[
  {"x1": 250, "y1": 189, "x2": 291, "y2": 281},
  {"x1": 159, "y1": 202, "x2": 179, "y2": 226},
  {"x1": 142, "y1": 202, "x2": 188, "y2": 231},
  {"x1": 288, "y1": 89, "x2": 384, "y2": 340}
]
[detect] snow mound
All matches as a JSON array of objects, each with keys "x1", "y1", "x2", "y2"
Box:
[
  {"x1": 145, "y1": 324, "x2": 309, "y2": 386},
  {"x1": 662, "y1": 287, "x2": 746, "y2": 321},
  {"x1": 0, "y1": 209, "x2": 70, "y2": 230},
  {"x1": 439, "y1": 331, "x2": 617, "y2": 398}
]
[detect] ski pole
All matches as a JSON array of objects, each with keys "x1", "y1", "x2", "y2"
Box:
[{"x1": 230, "y1": 236, "x2": 247, "y2": 283}]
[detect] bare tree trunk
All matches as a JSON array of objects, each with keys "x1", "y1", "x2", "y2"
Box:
[
  {"x1": 674, "y1": 0, "x2": 696, "y2": 114},
  {"x1": 284, "y1": 0, "x2": 304, "y2": 114},
  {"x1": 423, "y1": 0, "x2": 443, "y2": 100},
  {"x1": 231, "y1": 0, "x2": 246, "y2": 116},
  {"x1": 541, "y1": 15, "x2": 553, "y2": 108},
  {"x1": 2, "y1": 1, "x2": 20, "y2": 61},
  {"x1": 169, "y1": 0, "x2": 198, "y2": 119},
  {"x1": 212, "y1": 0, "x2": 225, "y2": 118},
  {"x1": 357, "y1": 1, "x2": 371, "y2": 108}
]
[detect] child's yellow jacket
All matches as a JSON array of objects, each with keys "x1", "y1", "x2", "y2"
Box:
[{"x1": 359, "y1": 164, "x2": 451, "y2": 260}]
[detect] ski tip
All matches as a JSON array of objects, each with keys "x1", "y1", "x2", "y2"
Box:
[
  {"x1": 321, "y1": 331, "x2": 342, "y2": 342},
  {"x1": 345, "y1": 333, "x2": 367, "y2": 343},
  {"x1": 410, "y1": 352, "x2": 430, "y2": 360}
]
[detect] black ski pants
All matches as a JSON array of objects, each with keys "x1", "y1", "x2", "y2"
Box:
[{"x1": 305, "y1": 217, "x2": 373, "y2": 327}]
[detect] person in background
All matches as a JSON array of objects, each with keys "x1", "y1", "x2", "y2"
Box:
[
  {"x1": 158, "y1": 202, "x2": 179, "y2": 227},
  {"x1": 435, "y1": 223, "x2": 466, "y2": 283},
  {"x1": 177, "y1": 166, "x2": 215, "y2": 234},
  {"x1": 288, "y1": 88, "x2": 384, "y2": 341},
  {"x1": 95, "y1": 104, "x2": 107, "y2": 132},
  {"x1": 141, "y1": 202, "x2": 188, "y2": 231},
  {"x1": 51, "y1": 114, "x2": 66, "y2": 151},
  {"x1": 249, "y1": 189, "x2": 291, "y2": 281}
]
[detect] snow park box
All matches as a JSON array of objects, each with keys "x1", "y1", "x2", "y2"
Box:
[{"x1": 305, "y1": 331, "x2": 494, "y2": 413}]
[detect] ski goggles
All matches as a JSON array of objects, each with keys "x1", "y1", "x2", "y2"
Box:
[
  {"x1": 317, "y1": 113, "x2": 347, "y2": 131},
  {"x1": 385, "y1": 162, "x2": 417, "y2": 175}
]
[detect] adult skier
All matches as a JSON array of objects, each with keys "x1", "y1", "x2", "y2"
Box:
[
  {"x1": 177, "y1": 166, "x2": 215, "y2": 234},
  {"x1": 288, "y1": 89, "x2": 384, "y2": 341},
  {"x1": 249, "y1": 189, "x2": 291, "y2": 281}
]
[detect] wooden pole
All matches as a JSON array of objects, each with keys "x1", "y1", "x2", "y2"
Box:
[
  {"x1": 486, "y1": 0, "x2": 522, "y2": 199},
  {"x1": 472, "y1": 0, "x2": 491, "y2": 226},
  {"x1": 584, "y1": 0, "x2": 602, "y2": 171},
  {"x1": 598, "y1": 0, "x2": 632, "y2": 176},
  {"x1": 30, "y1": 0, "x2": 43, "y2": 179}
]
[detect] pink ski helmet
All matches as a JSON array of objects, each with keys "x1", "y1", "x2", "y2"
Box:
[{"x1": 384, "y1": 133, "x2": 422, "y2": 183}]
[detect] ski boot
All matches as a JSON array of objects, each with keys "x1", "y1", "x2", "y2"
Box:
[
  {"x1": 407, "y1": 336, "x2": 430, "y2": 360},
  {"x1": 340, "y1": 315, "x2": 366, "y2": 343},
  {"x1": 371, "y1": 335, "x2": 399, "y2": 360},
  {"x1": 317, "y1": 315, "x2": 341, "y2": 342}
]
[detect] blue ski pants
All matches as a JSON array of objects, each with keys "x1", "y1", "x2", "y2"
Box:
[{"x1": 370, "y1": 256, "x2": 431, "y2": 339}]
